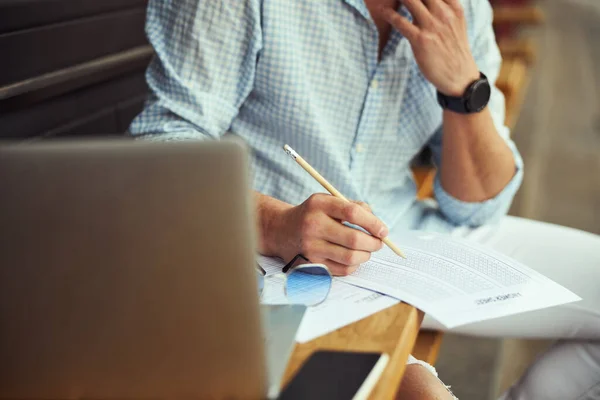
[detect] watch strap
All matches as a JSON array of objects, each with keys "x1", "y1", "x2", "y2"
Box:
[{"x1": 437, "y1": 72, "x2": 489, "y2": 114}]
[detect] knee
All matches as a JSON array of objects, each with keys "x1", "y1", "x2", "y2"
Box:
[{"x1": 396, "y1": 365, "x2": 456, "y2": 400}]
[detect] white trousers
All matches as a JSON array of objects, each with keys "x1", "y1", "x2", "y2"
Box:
[{"x1": 421, "y1": 216, "x2": 600, "y2": 400}]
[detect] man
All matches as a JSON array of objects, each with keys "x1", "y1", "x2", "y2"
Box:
[
  {"x1": 131, "y1": 1, "x2": 600, "y2": 398},
  {"x1": 131, "y1": 0, "x2": 521, "y2": 274}
]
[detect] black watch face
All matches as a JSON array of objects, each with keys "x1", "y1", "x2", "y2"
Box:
[{"x1": 467, "y1": 80, "x2": 491, "y2": 112}]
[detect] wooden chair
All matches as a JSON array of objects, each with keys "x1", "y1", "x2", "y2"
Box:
[
  {"x1": 493, "y1": 2, "x2": 545, "y2": 68},
  {"x1": 498, "y1": 38, "x2": 537, "y2": 65},
  {"x1": 492, "y1": 5, "x2": 545, "y2": 28}
]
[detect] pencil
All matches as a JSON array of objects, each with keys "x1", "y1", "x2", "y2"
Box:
[{"x1": 283, "y1": 144, "x2": 406, "y2": 259}]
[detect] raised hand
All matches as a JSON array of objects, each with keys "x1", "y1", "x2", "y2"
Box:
[{"x1": 382, "y1": 0, "x2": 480, "y2": 96}]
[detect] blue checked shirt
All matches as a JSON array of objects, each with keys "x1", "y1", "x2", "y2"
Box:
[{"x1": 129, "y1": 0, "x2": 524, "y2": 232}]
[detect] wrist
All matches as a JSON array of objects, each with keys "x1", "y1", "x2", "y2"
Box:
[
  {"x1": 442, "y1": 107, "x2": 484, "y2": 123},
  {"x1": 442, "y1": 64, "x2": 480, "y2": 97},
  {"x1": 438, "y1": 70, "x2": 491, "y2": 115},
  {"x1": 254, "y1": 192, "x2": 292, "y2": 257}
]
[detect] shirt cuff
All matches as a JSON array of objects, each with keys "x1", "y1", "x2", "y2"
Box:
[{"x1": 433, "y1": 147, "x2": 524, "y2": 227}]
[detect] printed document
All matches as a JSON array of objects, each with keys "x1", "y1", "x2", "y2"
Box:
[
  {"x1": 339, "y1": 231, "x2": 581, "y2": 328},
  {"x1": 260, "y1": 230, "x2": 580, "y2": 330}
]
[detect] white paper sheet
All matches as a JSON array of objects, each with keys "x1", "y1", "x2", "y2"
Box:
[
  {"x1": 260, "y1": 273, "x2": 398, "y2": 343},
  {"x1": 257, "y1": 255, "x2": 287, "y2": 276},
  {"x1": 338, "y1": 231, "x2": 581, "y2": 328},
  {"x1": 259, "y1": 230, "x2": 581, "y2": 330}
]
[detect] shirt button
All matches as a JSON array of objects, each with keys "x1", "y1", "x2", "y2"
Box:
[
  {"x1": 370, "y1": 80, "x2": 379, "y2": 89},
  {"x1": 356, "y1": 144, "x2": 365, "y2": 153}
]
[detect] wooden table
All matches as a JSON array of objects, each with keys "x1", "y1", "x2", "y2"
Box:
[{"x1": 282, "y1": 303, "x2": 424, "y2": 399}]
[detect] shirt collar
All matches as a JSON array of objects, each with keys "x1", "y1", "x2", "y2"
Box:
[
  {"x1": 342, "y1": 0, "x2": 372, "y2": 21},
  {"x1": 342, "y1": 1, "x2": 413, "y2": 24}
]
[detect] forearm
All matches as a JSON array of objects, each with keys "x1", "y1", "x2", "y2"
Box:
[
  {"x1": 381, "y1": 0, "x2": 518, "y2": 204},
  {"x1": 440, "y1": 107, "x2": 516, "y2": 202}
]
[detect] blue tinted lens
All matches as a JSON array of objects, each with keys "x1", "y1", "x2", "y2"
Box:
[{"x1": 285, "y1": 266, "x2": 332, "y2": 306}]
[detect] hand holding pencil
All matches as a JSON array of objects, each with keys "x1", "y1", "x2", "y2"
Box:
[
  {"x1": 283, "y1": 144, "x2": 406, "y2": 260},
  {"x1": 255, "y1": 145, "x2": 395, "y2": 276}
]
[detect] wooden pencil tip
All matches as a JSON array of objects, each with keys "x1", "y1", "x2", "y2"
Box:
[{"x1": 384, "y1": 238, "x2": 407, "y2": 259}]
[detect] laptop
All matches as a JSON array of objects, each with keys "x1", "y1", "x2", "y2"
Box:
[{"x1": 0, "y1": 139, "x2": 303, "y2": 399}]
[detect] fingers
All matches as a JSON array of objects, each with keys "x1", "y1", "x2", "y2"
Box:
[
  {"x1": 441, "y1": 0, "x2": 463, "y2": 13},
  {"x1": 411, "y1": 0, "x2": 457, "y2": 16},
  {"x1": 387, "y1": 0, "x2": 460, "y2": 34},
  {"x1": 400, "y1": 0, "x2": 432, "y2": 27},
  {"x1": 304, "y1": 251, "x2": 363, "y2": 277},
  {"x1": 381, "y1": 7, "x2": 419, "y2": 42},
  {"x1": 291, "y1": 253, "x2": 350, "y2": 276},
  {"x1": 321, "y1": 218, "x2": 383, "y2": 252},
  {"x1": 352, "y1": 200, "x2": 372, "y2": 214},
  {"x1": 320, "y1": 197, "x2": 389, "y2": 239},
  {"x1": 308, "y1": 240, "x2": 372, "y2": 268},
  {"x1": 299, "y1": 240, "x2": 370, "y2": 276},
  {"x1": 296, "y1": 194, "x2": 386, "y2": 277},
  {"x1": 421, "y1": 0, "x2": 445, "y2": 15},
  {"x1": 325, "y1": 262, "x2": 360, "y2": 277}
]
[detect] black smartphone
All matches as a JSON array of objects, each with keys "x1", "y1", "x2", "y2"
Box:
[{"x1": 278, "y1": 350, "x2": 389, "y2": 400}]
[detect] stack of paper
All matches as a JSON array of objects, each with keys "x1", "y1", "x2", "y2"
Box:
[{"x1": 259, "y1": 231, "x2": 580, "y2": 341}]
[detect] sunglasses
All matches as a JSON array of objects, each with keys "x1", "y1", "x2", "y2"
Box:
[{"x1": 256, "y1": 254, "x2": 332, "y2": 307}]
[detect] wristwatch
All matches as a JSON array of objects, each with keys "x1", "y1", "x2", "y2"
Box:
[{"x1": 437, "y1": 72, "x2": 491, "y2": 114}]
